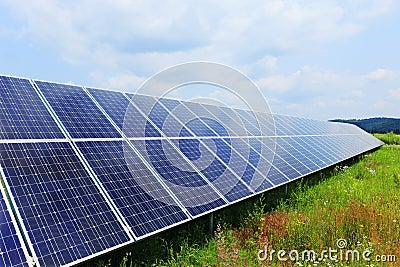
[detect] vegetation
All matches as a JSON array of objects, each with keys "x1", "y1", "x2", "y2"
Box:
[
  {"x1": 331, "y1": 118, "x2": 400, "y2": 134},
  {"x1": 82, "y1": 135, "x2": 399, "y2": 267},
  {"x1": 374, "y1": 132, "x2": 400, "y2": 145}
]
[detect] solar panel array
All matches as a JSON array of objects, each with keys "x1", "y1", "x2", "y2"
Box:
[{"x1": 0, "y1": 75, "x2": 383, "y2": 266}]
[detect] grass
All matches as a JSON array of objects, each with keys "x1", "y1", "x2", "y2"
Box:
[
  {"x1": 374, "y1": 132, "x2": 400, "y2": 145},
  {"x1": 84, "y1": 135, "x2": 399, "y2": 267}
]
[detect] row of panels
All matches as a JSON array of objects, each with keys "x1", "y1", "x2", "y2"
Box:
[
  {"x1": 1, "y1": 75, "x2": 368, "y2": 141},
  {"x1": 0, "y1": 134, "x2": 382, "y2": 266},
  {"x1": 0, "y1": 75, "x2": 383, "y2": 266}
]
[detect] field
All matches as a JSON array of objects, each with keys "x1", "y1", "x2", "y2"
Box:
[{"x1": 87, "y1": 134, "x2": 400, "y2": 267}]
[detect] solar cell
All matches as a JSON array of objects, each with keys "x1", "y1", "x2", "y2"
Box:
[
  {"x1": 0, "y1": 142, "x2": 131, "y2": 266},
  {"x1": 0, "y1": 76, "x2": 64, "y2": 140},
  {"x1": 0, "y1": 184, "x2": 30, "y2": 267},
  {"x1": 34, "y1": 81, "x2": 121, "y2": 139}
]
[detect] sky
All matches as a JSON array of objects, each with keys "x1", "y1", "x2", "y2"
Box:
[{"x1": 0, "y1": 0, "x2": 399, "y2": 120}]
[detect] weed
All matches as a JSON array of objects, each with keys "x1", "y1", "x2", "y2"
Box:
[{"x1": 394, "y1": 173, "x2": 400, "y2": 188}]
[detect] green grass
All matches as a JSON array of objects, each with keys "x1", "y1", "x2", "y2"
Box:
[
  {"x1": 374, "y1": 132, "x2": 400, "y2": 145},
  {"x1": 84, "y1": 138, "x2": 400, "y2": 267}
]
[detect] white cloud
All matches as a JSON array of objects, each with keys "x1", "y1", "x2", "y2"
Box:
[
  {"x1": 1, "y1": 0, "x2": 399, "y2": 119},
  {"x1": 1, "y1": 0, "x2": 392, "y2": 77},
  {"x1": 373, "y1": 100, "x2": 388, "y2": 109},
  {"x1": 349, "y1": 90, "x2": 364, "y2": 97},
  {"x1": 258, "y1": 74, "x2": 297, "y2": 92},
  {"x1": 258, "y1": 65, "x2": 400, "y2": 119},
  {"x1": 356, "y1": 0, "x2": 397, "y2": 19},
  {"x1": 388, "y1": 88, "x2": 400, "y2": 99},
  {"x1": 367, "y1": 68, "x2": 396, "y2": 80},
  {"x1": 89, "y1": 71, "x2": 145, "y2": 91}
]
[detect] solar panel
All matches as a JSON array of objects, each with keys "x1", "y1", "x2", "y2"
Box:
[
  {"x1": 74, "y1": 140, "x2": 190, "y2": 238},
  {"x1": 127, "y1": 94, "x2": 165, "y2": 138},
  {"x1": 130, "y1": 97, "x2": 275, "y2": 198},
  {"x1": 34, "y1": 81, "x2": 121, "y2": 139},
  {"x1": 0, "y1": 76, "x2": 64, "y2": 140},
  {"x1": 0, "y1": 75, "x2": 384, "y2": 266},
  {"x1": 85, "y1": 88, "x2": 158, "y2": 138},
  {"x1": 156, "y1": 100, "x2": 277, "y2": 191},
  {"x1": 0, "y1": 183, "x2": 30, "y2": 267},
  {"x1": 129, "y1": 139, "x2": 228, "y2": 216},
  {"x1": 0, "y1": 142, "x2": 132, "y2": 266}
]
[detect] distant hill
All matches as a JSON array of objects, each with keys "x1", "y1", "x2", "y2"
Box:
[{"x1": 330, "y1": 118, "x2": 400, "y2": 134}]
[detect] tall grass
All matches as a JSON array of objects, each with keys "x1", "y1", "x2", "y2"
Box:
[
  {"x1": 374, "y1": 132, "x2": 400, "y2": 145},
  {"x1": 156, "y1": 146, "x2": 399, "y2": 266}
]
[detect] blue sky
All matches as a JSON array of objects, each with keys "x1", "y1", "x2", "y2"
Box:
[{"x1": 0, "y1": 0, "x2": 399, "y2": 120}]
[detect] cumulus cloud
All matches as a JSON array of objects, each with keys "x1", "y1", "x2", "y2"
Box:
[
  {"x1": 0, "y1": 0, "x2": 398, "y2": 119},
  {"x1": 89, "y1": 71, "x2": 145, "y2": 91},
  {"x1": 388, "y1": 88, "x2": 400, "y2": 99},
  {"x1": 355, "y1": 0, "x2": 398, "y2": 19},
  {"x1": 0, "y1": 0, "x2": 389, "y2": 75},
  {"x1": 373, "y1": 100, "x2": 388, "y2": 109},
  {"x1": 367, "y1": 68, "x2": 396, "y2": 80}
]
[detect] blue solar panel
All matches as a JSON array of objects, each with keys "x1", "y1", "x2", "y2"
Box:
[
  {"x1": 86, "y1": 88, "x2": 154, "y2": 138},
  {"x1": 275, "y1": 138, "x2": 312, "y2": 176},
  {"x1": 193, "y1": 138, "x2": 253, "y2": 200},
  {"x1": 34, "y1": 81, "x2": 121, "y2": 139},
  {"x1": 199, "y1": 104, "x2": 248, "y2": 137},
  {"x1": 225, "y1": 138, "x2": 274, "y2": 189},
  {"x1": 127, "y1": 94, "x2": 169, "y2": 138},
  {"x1": 257, "y1": 138, "x2": 300, "y2": 181},
  {"x1": 312, "y1": 136, "x2": 343, "y2": 162},
  {"x1": 165, "y1": 103, "x2": 277, "y2": 192},
  {"x1": 231, "y1": 109, "x2": 262, "y2": 136},
  {"x1": 129, "y1": 139, "x2": 227, "y2": 216},
  {"x1": 0, "y1": 187, "x2": 30, "y2": 267},
  {"x1": 0, "y1": 142, "x2": 131, "y2": 266},
  {"x1": 75, "y1": 140, "x2": 190, "y2": 238},
  {"x1": 299, "y1": 136, "x2": 335, "y2": 165},
  {"x1": 0, "y1": 76, "x2": 64, "y2": 140},
  {"x1": 286, "y1": 137, "x2": 327, "y2": 169},
  {"x1": 151, "y1": 99, "x2": 270, "y2": 193}
]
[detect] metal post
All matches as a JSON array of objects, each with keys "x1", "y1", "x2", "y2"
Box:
[
  {"x1": 209, "y1": 212, "x2": 214, "y2": 234},
  {"x1": 285, "y1": 184, "x2": 288, "y2": 195}
]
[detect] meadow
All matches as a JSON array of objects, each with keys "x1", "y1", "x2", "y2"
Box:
[{"x1": 86, "y1": 134, "x2": 399, "y2": 267}]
